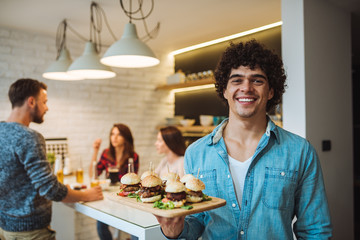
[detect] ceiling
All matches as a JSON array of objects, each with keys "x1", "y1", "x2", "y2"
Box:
[{"x1": 0, "y1": 0, "x2": 359, "y2": 54}]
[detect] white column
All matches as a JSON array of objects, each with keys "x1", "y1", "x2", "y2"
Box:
[{"x1": 282, "y1": 0, "x2": 354, "y2": 239}]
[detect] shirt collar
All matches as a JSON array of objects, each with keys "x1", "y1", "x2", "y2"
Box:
[{"x1": 209, "y1": 116, "x2": 280, "y2": 145}]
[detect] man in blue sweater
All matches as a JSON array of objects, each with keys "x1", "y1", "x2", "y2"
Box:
[{"x1": 0, "y1": 78, "x2": 103, "y2": 240}]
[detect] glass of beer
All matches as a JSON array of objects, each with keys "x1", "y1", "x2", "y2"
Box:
[
  {"x1": 90, "y1": 179, "x2": 99, "y2": 187},
  {"x1": 109, "y1": 167, "x2": 120, "y2": 185},
  {"x1": 56, "y1": 169, "x2": 64, "y2": 183},
  {"x1": 76, "y1": 168, "x2": 84, "y2": 183}
]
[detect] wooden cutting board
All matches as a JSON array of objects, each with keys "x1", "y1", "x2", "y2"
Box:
[{"x1": 106, "y1": 192, "x2": 226, "y2": 218}]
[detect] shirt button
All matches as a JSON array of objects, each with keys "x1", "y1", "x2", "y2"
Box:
[
  {"x1": 281, "y1": 172, "x2": 285, "y2": 176},
  {"x1": 200, "y1": 175, "x2": 203, "y2": 178},
  {"x1": 232, "y1": 203, "x2": 236, "y2": 207},
  {"x1": 228, "y1": 175, "x2": 231, "y2": 178},
  {"x1": 240, "y1": 230, "x2": 245, "y2": 235}
]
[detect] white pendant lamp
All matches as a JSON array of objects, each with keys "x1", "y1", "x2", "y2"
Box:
[
  {"x1": 68, "y1": 41, "x2": 116, "y2": 79},
  {"x1": 101, "y1": 23, "x2": 160, "y2": 68},
  {"x1": 42, "y1": 47, "x2": 84, "y2": 81}
]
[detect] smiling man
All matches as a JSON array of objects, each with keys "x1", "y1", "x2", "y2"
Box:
[{"x1": 156, "y1": 40, "x2": 332, "y2": 239}]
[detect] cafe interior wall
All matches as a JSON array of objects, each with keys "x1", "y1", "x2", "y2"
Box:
[{"x1": 0, "y1": 26, "x2": 175, "y2": 239}]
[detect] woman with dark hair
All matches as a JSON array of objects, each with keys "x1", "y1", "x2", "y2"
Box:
[
  {"x1": 154, "y1": 126, "x2": 186, "y2": 178},
  {"x1": 89, "y1": 123, "x2": 139, "y2": 180},
  {"x1": 89, "y1": 123, "x2": 139, "y2": 240}
]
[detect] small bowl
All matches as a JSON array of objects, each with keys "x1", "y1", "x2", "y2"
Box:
[
  {"x1": 200, "y1": 115, "x2": 213, "y2": 126},
  {"x1": 180, "y1": 119, "x2": 196, "y2": 127}
]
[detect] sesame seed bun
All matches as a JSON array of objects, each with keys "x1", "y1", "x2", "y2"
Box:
[
  {"x1": 141, "y1": 175, "x2": 162, "y2": 188},
  {"x1": 140, "y1": 171, "x2": 159, "y2": 180},
  {"x1": 165, "y1": 181, "x2": 186, "y2": 193},
  {"x1": 121, "y1": 173, "x2": 140, "y2": 185},
  {"x1": 185, "y1": 178, "x2": 205, "y2": 192}
]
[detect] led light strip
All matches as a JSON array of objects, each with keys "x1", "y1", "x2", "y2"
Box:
[
  {"x1": 170, "y1": 21, "x2": 282, "y2": 56},
  {"x1": 170, "y1": 84, "x2": 215, "y2": 94}
]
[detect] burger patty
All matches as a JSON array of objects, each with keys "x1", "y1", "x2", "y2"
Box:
[
  {"x1": 166, "y1": 191, "x2": 186, "y2": 201},
  {"x1": 120, "y1": 183, "x2": 140, "y2": 192},
  {"x1": 187, "y1": 190, "x2": 203, "y2": 197},
  {"x1": 138, "y1": 185, "x2": 162, "y2": 198}
]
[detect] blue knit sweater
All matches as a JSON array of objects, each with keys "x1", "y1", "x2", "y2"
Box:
[{"x1": 0, "y1": 122, "x2": 68, "y2": 232}]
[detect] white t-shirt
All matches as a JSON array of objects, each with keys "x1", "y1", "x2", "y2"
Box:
[{"x1": 228, "y1": 155, "x2": 253, "y2": 207}]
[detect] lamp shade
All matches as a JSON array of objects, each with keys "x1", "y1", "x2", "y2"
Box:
[
  {"x1": 101, "y1": 23, "x2": 160, "y2": 68},
  {"x1": 68, "y1": 41, "x2": 116, "y2": 79},
  {"x1": 42, "y1": 48, "x2": 84, "y2": 81}
]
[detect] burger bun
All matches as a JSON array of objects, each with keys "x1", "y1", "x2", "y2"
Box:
[
  {"x1": 140, "y1": 171, "x2": 159, "y2": 180},
  {"x1": 186, "y1": 195, "x2": 203, "y2": 203},
  {"x1": 172, "y1": 199, "x2": 186, "y2": 208},
  {"x1": 121, "y1": 173, "x2": 140, "y2": 185},
  {"x1": 140, "y1": 194, "x2": 162, "y2": 203},
  {"x1": 185, "y1": 178, "x2": 205, "y2": 192},
  {"x1": 165, "y1": 181, "x2": 186, "y2": 193},
  {"x1": 141, "y1": 175, "x2": 162, "y2": 188},
  {"x1": 161, "y1": 172, "x2": 180, "y2": 182},
  {"x1": 180, "y1": 174, "x2": 195, "y2": 184}
]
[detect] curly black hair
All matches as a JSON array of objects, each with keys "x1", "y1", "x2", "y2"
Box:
[{"x1": 214, "y1": 39, "x2": 287, "y2": 112}]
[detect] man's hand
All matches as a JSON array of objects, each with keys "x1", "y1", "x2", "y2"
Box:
[
  {"x1": 62, "y1": 185, "x2": 103, "y2": 203},
  {"x1": 155, "y1": 215, "x2": 185, "y2": 239},
  {"x1": 83, "y1": 186, "x2": 103, "y2": 202}
]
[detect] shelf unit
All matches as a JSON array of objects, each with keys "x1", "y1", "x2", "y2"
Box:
[{"x1": 155, "y1": 77, "x2": 215, "y2": 90}]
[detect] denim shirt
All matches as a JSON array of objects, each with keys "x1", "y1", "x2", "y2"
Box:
[{"x1": 175, "y1": 119, "x2": 332, "y2": 240}]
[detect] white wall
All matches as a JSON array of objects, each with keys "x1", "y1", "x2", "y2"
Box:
[
  {"x1": 282, "y1": 0, "x2": 354, "y2": 239},
  {"x1": 0, "y1": 27, "x2": 175, "y2": 240}
]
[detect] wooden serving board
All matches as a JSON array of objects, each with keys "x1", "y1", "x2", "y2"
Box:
[{"x1": 106, "y1": 192, "x2": 226, "y2": 218}]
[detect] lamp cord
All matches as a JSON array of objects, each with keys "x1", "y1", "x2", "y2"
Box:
[
  {"x1": 55, "y1": 19, "x2": 67, "y2": 60},
  {"x1": 119, "y1": 0, "x2": 159, "y2": 42},
  {"x1": 52, "y1": 0, "x2": 158, "y2": 54}
]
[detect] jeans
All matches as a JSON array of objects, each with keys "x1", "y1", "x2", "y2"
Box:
[
  {"x1": 97, "y1": 221, "x2": 138, "y2": 240},
  {"x1": 97, "y1": 221, "x2": 112, "y2": 240}
]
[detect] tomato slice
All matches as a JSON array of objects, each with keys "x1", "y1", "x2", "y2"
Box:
[
  {"x1": 117, "y1": 191, "x2": 130, "y2": 197},
  {"x1": 162, "y1": 198, "x2": 169, "y2": 203}
]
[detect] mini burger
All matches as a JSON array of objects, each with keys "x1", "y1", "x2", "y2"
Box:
[
  {"x1": 119, "y1": 173, "x2": 141, "y2": 196},
  {"x1": 161, "y1": 172, "x2": 180, "y2": 186},
  {"x1": 165, "y1": 180, "x2": 187, "y2": 208},
  {"x1": 180, "y1": 174, "x2": 196, "y2": 185},
  {"x1": 140, "y1": 170, "x2": 159, "y2": 181},
  {"x1": 185, "y1": 178, "x2": 205, "y2": 203},
  {"x1": 138, "y1": 175, "x2": 163, "y2": 203}
]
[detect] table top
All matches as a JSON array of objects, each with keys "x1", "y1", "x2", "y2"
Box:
[{"x1": 80, "y1": 191, "x2": 160, "y2": 228}]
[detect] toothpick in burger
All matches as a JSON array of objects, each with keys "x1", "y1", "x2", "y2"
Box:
[
  {"x1": 185, "y1": 178, "x2": 205, "y2": 203},
  {"x1": 161, "y1": 172, "x2": 179, "y2": 187},
  {"x1": 164, "y1": 180, "x2": 187, "y2": 208},
  {"x1": 118, "y1": 172, "x2": 141, "y2": 197},
  {"x1": 140, "y1": 170, "x2": 159, "y2": 181},
  {"x1": 138, "y1": 175, "x2": 163, "y2": 203}
]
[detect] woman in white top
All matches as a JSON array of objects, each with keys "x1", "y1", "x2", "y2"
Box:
[{"x1": 154, "y1": 126, "x2": 186, "y2": 179}]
